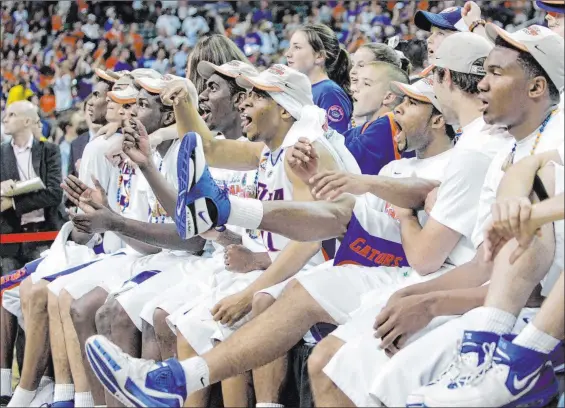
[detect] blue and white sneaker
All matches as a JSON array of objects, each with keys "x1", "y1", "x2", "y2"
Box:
[
  {"x1": 421, "y1": 334, "x2": 558, "y2": 407},
  {"x1": 406, "y1": 331, "x2": 499, "y2": 407},
  {"x1": 175, "y1": 132, "x2": 231, "y2": 239},
  {"x1": 549, "y1": 341, "x2": 564, "y2": 373},
  {"x1": 86, "y1": 335, "x2": 187, "y2": 408}
]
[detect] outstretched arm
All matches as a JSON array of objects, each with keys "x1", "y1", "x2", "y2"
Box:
[
  {"x1": 161, "y1": 79, "x2": 264, "y2": 171},
  {"x1": 310, "y1": 171, "x2": 440, "y2": 209}
]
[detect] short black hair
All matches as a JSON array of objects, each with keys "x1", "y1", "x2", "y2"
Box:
[
  {"x1": 495, "y1": 38, "x2": 560, "y2": 104},
  {"x1": 435, "y1": 59, "x2": 486, "y2": 95}
]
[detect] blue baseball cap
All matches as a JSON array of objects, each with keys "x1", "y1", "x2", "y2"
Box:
[
  {"x1": 536, "y1": 0, "x2": 564, "y2": 14},
  {"x1": 415, "y1": 7, "x2": 469, "y2": 32}
]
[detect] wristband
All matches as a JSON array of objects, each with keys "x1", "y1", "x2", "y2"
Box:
[{"x1": 469, "y1": 19, "x2": 486, "y2": 33}]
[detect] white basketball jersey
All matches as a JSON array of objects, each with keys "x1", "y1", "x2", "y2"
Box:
[{"x1": 148, "y1": 139, "x2": 181, "y2": 225}]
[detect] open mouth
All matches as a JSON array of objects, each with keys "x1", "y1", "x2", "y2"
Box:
[
  {"x1": 478, "y1": 95, "x2": 489, "y2": 112},
  {"x1": 287, "y1": 60, "x2": 294, "y2": 66},
  {"x1": 240, "y1": 112, "x2": 253, "y2": 131},
  {"x1": 199, "y1": 104, "x2": 212, "y2": 122}
]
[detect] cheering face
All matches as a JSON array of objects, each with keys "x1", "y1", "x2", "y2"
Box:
[
  {"x1": 199, "y1": 74, "x2": 238, "y2": 133},
  {"x1": 89, "y1": 81, "x2": 111, "y2": 125},
  {"x1": 285, "y1": 30, "x2": 318, "y2": 75},
  {"x1": 352, "y1": 65, "x2": 388, "y2": 118},
  {"x1": 393, "y1": 96, "x2": 435, "y2": 153},
  {"x1": 427, "y1": 26, "x2": 455, "y2": 61},
  {"x1": 239, "y1": 89, "x2": 283, "y2": 143},
  {"x1": 106, "y1": 81, "x2": 130, "y2": 123},
  {"x1": 134, "y1": 89, "x2": 169, "y2": 135},
  {"x1": 350, "y1": 47, "x2": 377, "y2": 89},
  {"x1": 478, "y1": 46, "x2": 529, "y2": 127}
]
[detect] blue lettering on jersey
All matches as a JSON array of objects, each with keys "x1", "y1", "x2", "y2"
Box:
[
  {"x1": 333, "y1": 214, "x2": 409, "y2": 268},
  {"x1": 0, "y1": 257, "x2": 45, "y2": 294}
]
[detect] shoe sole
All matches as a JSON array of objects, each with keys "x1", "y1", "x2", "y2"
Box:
[
  {"x1": 86, "y1": 338, "x2": 139, "y2": 408},
  {"x1": 175, "y1": 132, "x2": 205, "y2": 239}
]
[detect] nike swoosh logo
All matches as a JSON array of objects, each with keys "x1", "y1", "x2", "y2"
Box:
[
  {"x1": 200, "y1": 377, "x2": 206, "y2": 387},
  {"x1": 198, "y1": 211, "x2": 211, "y2": 225},
  {"x1": 534, "y1": 45, "x2": 546, "y2": 55},
  {"x1": 513, "y1": 365, "x2": 543, "y2": 391},
  {"x1": 176, "y1": 191, "x2": 186, "y2": 217},
  {"x1": 393, "y1": 172, "x2": 402, "y2": 175}
]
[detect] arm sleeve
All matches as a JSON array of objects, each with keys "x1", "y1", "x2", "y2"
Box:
[
  {"x1": 345, "y1": 120, "x2": 398, "y2": 175},
  {"x1": 317, "y1": 91, "x2": 352, "y2": 135},
  {"x1": 430, "y1": 150, "x2": 493, "y2": 239}
]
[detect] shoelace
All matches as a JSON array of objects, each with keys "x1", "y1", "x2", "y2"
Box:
[{"x1": 456, "y1": 342, "x2": 498, "y2": 388}]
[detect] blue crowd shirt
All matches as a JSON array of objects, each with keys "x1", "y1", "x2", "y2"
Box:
[{"x1": 312, "y1": 79, "x2": 353, "y2": 135}]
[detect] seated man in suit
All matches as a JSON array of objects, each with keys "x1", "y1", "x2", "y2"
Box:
[{"x1": 1, "y1": 101, "x2": 64, "y2": 275}]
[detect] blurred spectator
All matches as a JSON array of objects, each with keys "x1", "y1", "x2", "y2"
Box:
[
  {"x1": 58, "y1": 109, "x2": 84, "y2": 179},
  {"x1": 53, "y1": 61, "x2": 73, "y2": 113},
  {"x1": 6, "y1": 79, "x2": 34, "y2": 106},
  {"x1": 182, "y1": 7, "x2": 210, "y2": 47},
  {"x1": 82, "y1": 14, "x2": 100, "y2": 40},
  {"x1": 151, "y1": 48, "x2": 170, "y2": 74}
]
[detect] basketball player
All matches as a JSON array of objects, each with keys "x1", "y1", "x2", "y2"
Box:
[{"x1": 414, "y1": 31, "x2": 564, "y2": 400}]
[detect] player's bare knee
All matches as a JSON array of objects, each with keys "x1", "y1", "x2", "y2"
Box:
[
  {"x1": 28, "y1": 281, "x2": 49, "y2": 314},
  {"x1": 177, "y1": 330, "x2": 197, "y2": 359},
  {"x1": 153, "y1": 308, "x2": 171, "y2": 337},
  {"x1": 109, "y1": 299, "x2": 134, "y2": 332},
  {"x1": 47, "y1": 290, "x2": 59, "y2": 316},
  {"x1": 308, "y1": 336, "x2": 344, "y2": 378},
  {"x1": 95, "y1": 303, "x2": 112, "y2": 336},
  {"x1": 69, "y1": 294, "x2": 94, "y2": 329},
  {"x1": 251, "y1": 292, "x2": 275, "y2": 317}
]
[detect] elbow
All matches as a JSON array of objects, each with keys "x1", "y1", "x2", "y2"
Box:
[{"x1": 410, "y1": 256, "x2": 444, "y2": 276}]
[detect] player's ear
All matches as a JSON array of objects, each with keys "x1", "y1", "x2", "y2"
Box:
[
  {"x1": 162, "y1": 110, "x2": 175, "y2": 127},
  {"x1": 280, "y1": 106, "x2": 293, "y2": 120},
  {"x1": 528, "y1": 76, "x2": 548, "y2": 99},
  {"x1": 431, "y1": 111, "x2": 445, "y2": 130},
  {"x1": 233, "y1": 91, "x2": 246, "y2": 107}
]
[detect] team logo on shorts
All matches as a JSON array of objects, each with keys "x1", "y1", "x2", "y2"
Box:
[{"x1": 327, "y1": 105, "x2": 345, "y2": 123}]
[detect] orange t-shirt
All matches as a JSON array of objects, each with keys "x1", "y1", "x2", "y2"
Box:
[
  {"x1": 52, "y1": 15, "x2": 63, "y2": 32},
  {"x1": 40, "y1": 94, "x2": 56, "y2": 116},
  {"x1": 105, "y1": 56, "x2": 118, "y2": 70}
]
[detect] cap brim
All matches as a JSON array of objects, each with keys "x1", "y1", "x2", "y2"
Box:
[
  {"x1": 486, "y1": 24, "x2": 528, "y2": 52},
  {"x1": 197, "y1": 61, "x2": 240, "y2": 80},
  {"x1": 95, "y1": 68, "x2": 118, "y2": 83},
  {"x1": 391, "y1": 82, "x2": 431, "y2": 104},
  {"x1": 108, "y1": 89, "x2": 137, "y2": 104},
  {"x1": 136, "y1": 77, "x2": 164, "y2": 94},
  {"x1": 236, "y1": 74, "x2": 283, "y2": 92},
  {"x1": 419, "y1": 64, "x2": 435, "y2": 78},
  {"x1": 537, "y1": 0, "x2": 565, "y2": 13},
  {"x1": 414, "y1": 10, "x2": 454, "y2": 31}
]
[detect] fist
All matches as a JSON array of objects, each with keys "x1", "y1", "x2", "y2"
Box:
[
  {"x1": 224, "y1": 245, "x2": 260, "y2": 273},
  {"x1": 160, "y1": 76, "x2": 198, "y2": 107}
]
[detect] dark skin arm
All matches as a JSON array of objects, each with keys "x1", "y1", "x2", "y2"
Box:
[{"x1": 63, "y1": 175, "x2": 205, "y2": 253}]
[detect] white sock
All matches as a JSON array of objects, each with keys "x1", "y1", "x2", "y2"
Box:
[
  {"x1": 256, "y1": 403, "x2": 284, "y2": 407},
  {"x1": 0, "y1": 369, "x2": 12, "y2": 397},
  {"x1": 227, "y1": 196, "x2": 263, "y2": 230},
  {"x1": 472, "y1": 306, "x2": 516, "y2": 335},
  {"x1": 75, "y1": 391, "x2": 94, "y2": 407},
  {"x1": 179, "y1": 357, "x2": 210, "y2": 395},
  {"x1": 53, "y1": 384, "x2": 75, "y2": 402},
  {"x1": 513, "y1": 323, "x2": 560, "y2": 354},
  {"x1": 7, "y1": 386, "x2": 35, "y2": 407}
]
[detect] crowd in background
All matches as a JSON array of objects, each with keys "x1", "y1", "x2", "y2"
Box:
[{"x1": 0, "y1": 1, "x2": 549, "y2": 155}]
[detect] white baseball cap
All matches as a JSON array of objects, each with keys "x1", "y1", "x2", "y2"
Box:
[
  {"x1": 486, "y1": 23, "x2": 565, "y2": 92},
  {"x1": 197, "y1": 60, "x2": 258, "y2": 80},
  {"x1": 236, "y1": 64, "x2": 314, "y2": 119},
  {"x1": 95, "y1": 68, "x2": 119, "y2": 83},
  {"x1": 136, "y1": 74, "x2": 199, "y2": 105},
  {"x1": 391, "y1": 76, "x2": 443, "y2": 113},
  {"x1": 433, "y1": 32, "x2": 493, "y2": 76}
]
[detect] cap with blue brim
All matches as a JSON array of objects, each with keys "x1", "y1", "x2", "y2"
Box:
[{"x1": 414, "y1": 7, "x2": 469, "y2": 32}]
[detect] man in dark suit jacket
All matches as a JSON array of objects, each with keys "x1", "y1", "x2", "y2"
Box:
[{"x1": 1, "y1": 101, "x2": 64, "y2": 275}]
